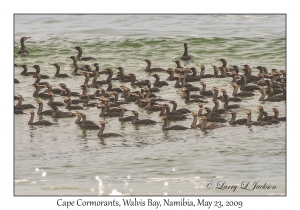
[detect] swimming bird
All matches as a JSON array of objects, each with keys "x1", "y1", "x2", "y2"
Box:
[
  {"x1": 181, "y1": 43, "x2": 191, "y2": 61},
  {"x1": 144, "y1": 59, "x2": 166, "y2": 72},
  {"x1": 49, "y1": 63, "x2": 70, "y2": 78},
  {"x1": 97, "y1": 121, "x2": 123, "y2": 138},
  {"x1": 71, "y1": 46, "x2": 96, "y2": 61},
  {"x1": 27, "y1": 110, "x2": 53, "y2": 126},
  {"x1": 18, "y1": 37, "x2": 31, "y2": 55}
]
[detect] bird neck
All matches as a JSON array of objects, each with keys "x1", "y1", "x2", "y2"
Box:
[
  {"x1": 34, "y1": 66, "x2": 41, "y2": 74},
  {"x1": 274, "y1": 74, "x2": 280, "y2": 81},
  {"x1": 76, "y1": 48, "x2": 82, "y2": 59},
  {"x1": 132, "y1": 113, "x2": 139, "y2": 123},
  {"x1": 258, "y1": 77, "x2": 265, "y2": 83},
  {"x1": 199, "y1": 68, "x2": 205, "y2": 78},
  {"x1": 28, "y1": 112, "x2": 34, "y2": 125},
  {"x1": 73, "y1": 66, "x2": 78, "y2": 73},
  {"x1": 240, "y1": 76, "x2": 246, "y2": 90},
  {"x1": 200, "y1": 119, "x2": 207, "y2": 129},
  {"x1": 144, "y1": 100, "x2": 151, "y2": 109},
  {"x1": 164, "y1": 106, "x2": 170, "y2": 114},
  {"x1": 257, "y1": 109, "x2": 264, "y2": 121},
  {"x1": 171, "y1": 103, "x2": 177, "y2": 111},
  {"x1": 243, "y1": 69, "x2": 251, "y2": 79},
  {"x1": 144, "y1": 89, "x2": 150, "y2": 99},
  {"x1": 104, "y1": 101, "x2": 110, "y2": 112},
  {"x1": 37, "y1": 103, "x2": 43, "y2": 114},
  {"x1": 206, "y1": 109, "x2": 212, "y2": 118},
  {"x1": 263, "y1": 67, "x2": 268, "y2": 74},
  {"x1": 213, "y1": 90, "x2": 219, "y2": 99},
  {"x1": 65, "y1": 100, "x2": 72, "y2": 108},
  {"x1": 21, "y1": 66, "x2": 28, "y2": 75},
  {"x1": 174, "y1": 77, "x2": 181, "y2": 88},
  {"x1": 94, "y1": 65, "x2": 99, "y2": 72},
  {"x1": 65, "y1": 88, "x2": 71, "y2": 97},
  {"x1": 92, "y1": 71, "x2": 99, "y2": 83},
  {"x1": 46, "y1": 86, "x2": 53, "y2": 92},
  {"x1": 48, "y1": 94, "x2": 54, "y2": 104},
  {"x1": 84, "y1": 74, "x2": 90, "y2": 85},
  {"x1": 191, "y1": 68, "x2": 197, "y2": 76},
  {"x1": 270, "y1": 75, "x2": 276, "y2": 83},
  {"x1": 231, "y1": 74, "x2": 237, "y2": 82},
  {"x1": 159, "y1": 107, "x2": 166, "y2": 117},
  {"x1": 200, "y1": 84, "x2": 206, "y2": 92},
  {"x1": 221, "y1": 60, "x2": 227, "y2": 68},
  {"x1": 99, "y1": 106, "x2": 106, "y2": 117},
  {"x1": 233, "y1": 66, "x2": 239, "y2": 74},
  {"x1": 180, "y1": 77, "x2": 186, "y2": 88},
  {"x1": 106, "y1": 81, "x2": 112, "y2": 91},
  {"x1": 146, "y1": 81, "x2": 151, "y2": 88},
  {"x1": 175, "y1": 62, "x2": 181, "y2": 68},
  {"x1": 212, "y1": 102, "x2": 219, "y2": 112},
  {"x1": 232, "y1": 85, "x2": 238, "y2": 96},
  {"x1": 258, "y1": 67, "x2": 264, "y2": 74},
  {"x1": 183, "y1": 45, "x2": 188, "y2": 56},
  {"x1": 33, "y1": 86, "x2": 40, "y2": 97},
  {"x1": 20, "y1": 39, "x2": 26, "y2": 49},
  {"x1": 113, "y1": 93, "x2": 118, "y2": 103},
  {"x1": 154, "y1": 75, "x2": 160, "y2": 82},
  {"x1": 83, "y1": 96, "x2": 89, "y2": 106},
  {"x1": 259, "y1": 91, "x2": 266, "y2": 101},
  {"x1": 75, "y1": 115, "x2": 82, "y2": 124},
  {"x1": 229, "y1": 112, "x2": 236, "y2": 124},
  {"x1": 55, "y1": 66, "x2": 60, "y2": 76},
  {"x1": 106, "y1": 71, "x2": 113, "y2": 80},
  {"x1": 197, "y1": 106, "x2": 203, "y2": 116},
  {"x1": 268, "y1": 87, "x2": 274, "y2": 98},
  {"x1": 220, "y1": 67, "x2": 227, "y2": 77},
  {"x1": 80, "y1": 115, "x2": 87, "y2": 126},
  {"x1": 168, "y1": 70, "x2": 174, "y2": 77},
  {"x1": 118, "y1": 109, "x2": 124, "y2": 120},
  {"x1": 145, "y1": 61, "x2": 151, "y2": 71},
  {"x1": 213, "y1": 66, "x2": 219, "y2": 77},
  {"x1": 162, "y1": 118, "x2": 168, "y2": 130},
  {"x1": 72, "y1": 58, "x2": 77, "y2": 66},
  {"x1": 98, "y1": 124, "x2": 105, "y2": 136},
  {"x1": 273, "y1": 111, "x2": 279, "y2": 120},
  {"x1": 185, "y1": 90, "x2": 191, "y2": 102},
  {"x1": 134, "y1": 95, "x2": 141, "y2": 104},
  {"x1": 51, "y1": 105, "x2": 59, "y2": 113},
  {"x1": 119, "y1": 68, "x2": 125, "y2": 76},
  {"x1": 130, "y1": 75, "x2": 136, "y2": 85},
  {"x1": 124, "y1": 90, "x2": 130, "y2": 100},
  {"x1": 262, "y1": 111, "x2": 269, "y2": 120},
  {"x1": 191, "y1": 115, "x2": 198, "y2": 128},
  {"x1": 34, "y1": 75, "x2": 41, "y2": 83},
  {"x1": 246, "y1": 113, "x2": 251, "y2": 126},
  {"x1": 223, "y1": 95, "x2": 230, "y2": 106}
]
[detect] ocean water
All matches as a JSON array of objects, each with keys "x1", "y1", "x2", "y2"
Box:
[{"x1": 14, "y1": 14, "x2": 286, "y2": 195}]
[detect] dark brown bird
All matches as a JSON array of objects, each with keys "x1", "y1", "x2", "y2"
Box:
[
  {"x1": 50, "y1": 63, "x2": 70, "y2": 78},
  {"x1": 181, "y1": 43, "x2": 192, "y2": 61},
  {"x1": 245, "y1": 110, "x2": 272, "y2": 126},
  {"x1": 160, "y1": 116, "x2": 189, "y2": 130},
  {"x1": 27, "y1": 110, "x2": 53, "y2": 126},
  {"x1": 98, "y1": 121, "x2": 122, "y2": 138},
  {"x1": 18, "y1": 37, "x2": 31, "y2": 55},
  {"x1": 131, "y1": 111, "x2": 157, "y2": 124},
  {"x1": 144, "y1": 59, "x2": 166, "y2": 72},
  {"x1": 71, "y1": 46, "x2": 96, "y2": 61}
]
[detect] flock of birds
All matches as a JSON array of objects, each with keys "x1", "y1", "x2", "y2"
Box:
[{"x1": 14, "y1": 37, "x2": 286, "y2": 138}]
